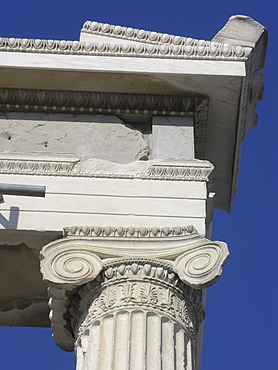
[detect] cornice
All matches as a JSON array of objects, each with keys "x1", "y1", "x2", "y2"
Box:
[
  {"x1": 232, "y1": 60, "x2": 250, "y2": 199},
  {"x1": 209, "y1": 15, "x2": 268, "y2": 209},
  {"x1": 81, "y1": 21, "x2": 197, "y2": 45},
  {"x1": 232, "y1": 57, "x2": 266, "y2": 201},
  {"x1": 82, "y1": 20, "x2": 249, "y2": 54},
  {"x1": 215, "y1": 18, "x2": 267, "y2": 204},
  {"x1": 0, "y1": 36, "x2": 250, "y2": 61}
]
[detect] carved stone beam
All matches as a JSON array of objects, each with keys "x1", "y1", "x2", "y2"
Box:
[{"x1": 0, "y1": 89, "x2": 208, "y2": 160}]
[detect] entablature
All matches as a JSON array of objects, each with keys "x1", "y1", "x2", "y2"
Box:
[{"x1": 0, "y1": 15, "x2": 267, "y2": 210}]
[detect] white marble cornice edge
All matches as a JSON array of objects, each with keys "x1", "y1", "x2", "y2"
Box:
[
  {"x1": 213, "y1": 16, "x2": 268, "y2": 204},
  {"x1": 81, "y1": 20, "x2": 249, "y2": 52},
  {"x1": 81, "y1": 20, "x2": 200, "y2": 45},
  {"x1": 0, "y1": 36, "x2": 250, "y2": 61}
]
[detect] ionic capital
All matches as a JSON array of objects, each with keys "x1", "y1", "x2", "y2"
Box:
[
  {"x1": 40, "y1": 225, "x2": 228, "y2": 352},
  {"x1": 41, "y1": 225, "x2": 228, "y2": 289}
]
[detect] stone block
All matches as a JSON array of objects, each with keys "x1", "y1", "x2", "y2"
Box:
[
  {"x1": 152, "y1": 116, "x2": 194, "y2": 159},
  {"x1": 0, "y1": 113, "x2": 149, "y2": 164}
]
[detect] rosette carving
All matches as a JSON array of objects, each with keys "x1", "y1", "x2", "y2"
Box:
[
  {"x1": 174, "y1": 242, "x2": 229, "y2": 288},
  {"x1": 41, "y1": 247, "x2": 103, "y2": 285}
]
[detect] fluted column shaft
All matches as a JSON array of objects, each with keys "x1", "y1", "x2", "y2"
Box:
[{"x1": 70, "y1": 259, "x2": 204, "y2": 370}]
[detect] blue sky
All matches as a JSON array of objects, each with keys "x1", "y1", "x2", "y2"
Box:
[{"x1": 0, "y1": 1, "x2": 277, "y2": 369}]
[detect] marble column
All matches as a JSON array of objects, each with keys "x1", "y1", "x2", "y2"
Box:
[
  {"x1": 72, "y1": 259, "x2": 204, "y2": 370},
  {"x1": 40, "y1": 226, "x2": 228, "y2": 370}
]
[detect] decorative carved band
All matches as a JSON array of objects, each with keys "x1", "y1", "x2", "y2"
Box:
[
  {"x1": 0, "y1": 88, "x2": 205, "y2": 115},
  {"x1": 81, "y1": 20, "x2": 198, "y2": 45},
  {"x1": 0, "y1": 154, "x2": 213, "y2": 181},
  {"x1": 0, "y1": 36, "x2": 250, "y2": 60},
  {"x1": 144, "y1": 163, "x2": 212, "y2": 181},
  {"x1": 81, "y1": 22, "x2": 250, "y2": 62},
  {"x1": 0, "y1": 157, "x2": 78, "y2": 176},
  {"x1": 63, "y1": 225, "x2": 197, "y2": 238}
]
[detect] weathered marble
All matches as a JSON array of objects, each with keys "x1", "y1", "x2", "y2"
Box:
[
  {"x1": 0, "y1": 17, "x2": 267, "y2": 210},
  {"x1": 72, "y1": 261, "x2": 202, "y2": 370},
  {"x1": 40, "y1": 224, "x2": 228, "y2": 368},
  {"x1": 0, "y1": 113, "x2": 149, "y2": 163},
  {"x1": 0, "y1": 14, "x2": 267, "y2": 370},
  {"x1": 152, "y1": 116, "x2": 194, "y2": 159},
  {"x1": 0, "y1": 155, "x2": 213, "y2": 235}
]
